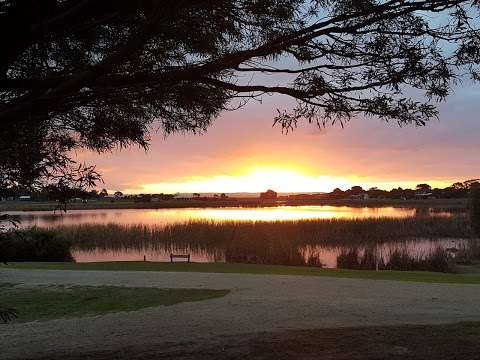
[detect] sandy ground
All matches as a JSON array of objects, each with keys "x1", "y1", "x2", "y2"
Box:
[{"x1": 1, "y1": 268, "x2": 480, "y2": 359}]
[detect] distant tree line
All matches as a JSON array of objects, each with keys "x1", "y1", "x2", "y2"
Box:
[
  {"x1": 325, "y1": 179, "x2": 480, "y2": 200},
  {"x1": 1, "y1": 179, "x2": 479, "y2": 202},
  {"x1": 0, "y1": 186, "x2": 114, "y2": 202}
]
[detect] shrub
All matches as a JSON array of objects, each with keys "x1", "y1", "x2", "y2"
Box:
[
  {"x1": 336, "y1": 247, "x2": 454, "y2": 272},
  {"x1": 470, "y1": 185, "x2": 480, "y2": 237},
  {"x1": 0, "y1": 229, "x2": 72, "y2": 262},
  {"x1": 337, "y1": 248, "x2": 362, "y2": 270},
  {"x1": 455, "y1": 239, "x2": 480, "y2": 264},
  {"x1": 422, "y1": 248, "x2": 454, "y2": 273}
]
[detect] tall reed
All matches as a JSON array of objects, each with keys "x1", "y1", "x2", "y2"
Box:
[
  {"x1": 336, "y1": 247, "x2": 454, "y2": 272},
  {"x1": 54, "y1": 216, "x2": 471, "y2": 250},
  {"x1": 43, "y1": 216, "x2": 472, "y2": 267}
]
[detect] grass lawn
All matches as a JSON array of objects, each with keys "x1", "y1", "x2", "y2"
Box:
[
  {"x1": 28, "y1": 322, "x2": 480, "y2": 360},
  {"x1": 178, "y1": 322, "x2": 480, "y2": 360},
  {"x1": 0, "y1": 283, "x2": 228, "y2": 323},
  {"x1": 455, "y1": 263, "x2": 480, "y2": 275},
  {"x1": 3, "y1": 261, "x2": 480, "y2": 284}
]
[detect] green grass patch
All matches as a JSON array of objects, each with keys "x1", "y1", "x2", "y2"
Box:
[
  {"x1": 456, "y1": 263, "x2": 480, "y2": 275},
  {"x1": 197, "y1": 322, "x2": 480, "y2": 360},
  {"x1": 3, "y1": 261, "x2": 480, "y2": 284},
  {"x1": 18, "y1": 321, "x2": 480, "y2": 359},
  {"x1": 0, "y1": 283, "x2": 228, "y2": 323}
]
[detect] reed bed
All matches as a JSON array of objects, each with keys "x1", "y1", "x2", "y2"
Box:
[
  {"x1": 42, "y1": 216, "x2": 472, "y2": 268},
  {"x1": 336, "y1": 247, "x2": 455, "y2": 273},
  {"x1": 54, "y1": 216, "x2": 471, "y2": 251}
]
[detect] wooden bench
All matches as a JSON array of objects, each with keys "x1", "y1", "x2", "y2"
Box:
[{"x1": 170, "y1": 254, "x2": 191, "y2": 263}]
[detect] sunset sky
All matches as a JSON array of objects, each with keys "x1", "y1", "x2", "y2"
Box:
[{"x1": 78, "y1": 82, "x2": 480, "y2": 194}]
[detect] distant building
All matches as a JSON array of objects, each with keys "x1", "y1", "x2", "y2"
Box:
[
  {"x1": 173, "y1": 193, "x2": 195, "y2": 200},
  {"x1": 151, "y1": 194, "x2": 174, "y2": 201},
  {"x1": 350, "y1": 193, "x2": 369, "y2": 200},
  {"x1": 415, "y1": 192, "x2": 435, "y2": 199},
  {"x1": 18, "y1": 195, "x2": 31, "y2": 201}
]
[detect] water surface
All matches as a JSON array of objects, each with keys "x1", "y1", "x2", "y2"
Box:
[
  {"x1": 6, "y1": 205, "x2": 465, "y2": 269},
  {"x1": 8, "y1": 205, "x2": 449, "y2": 228},
  {"x1": 72, "y1": 238, "x2": 465, "y2": 268}
]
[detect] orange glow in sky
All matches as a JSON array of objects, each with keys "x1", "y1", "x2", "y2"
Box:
[
  {"x1": 77, "y1": 86, "x2": 479, "y2": 195},
  {"x1": 123, "y1": 166, "x2": 452, "y2": 194}
]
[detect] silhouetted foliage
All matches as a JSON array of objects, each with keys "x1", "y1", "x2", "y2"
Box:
[
  {"x1": 260, "y1": 189, "x2": 278, "y2": 199},
  {"x1": 0, "y1": 306, "x2": 18, "y2": 323},
  {"x1": 2, "y1": 1, "x2": 480, "y2": 190},
  {"x1": 416, "y1": 184, "x2": 432, "y2": 193},
  {"x1": 324, "y1": 179, "x2": 480, "y2": 200},
  {"x1": 0, "y1": 229, "x2": 72, "y2": 262},
  {"x1": 337, "y1": 247, "x2": 453, "y2": 272},
  {"x1": 470, "y1": 183, "x2": 480, "y2": 237}
]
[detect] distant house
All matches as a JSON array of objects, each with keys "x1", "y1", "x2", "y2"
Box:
[
  {"x1": 415, "y1": 192, "x2": 435, "y2": 199},
  {"x1": 151, "y1": 194, "x2": 174, "y2": 201},
  {"x1": 173, "y1": 193, "x2": 194, "y2": 200},
  {"x1": 350, "y1": 193, "x2": 369, "y2": 200}
]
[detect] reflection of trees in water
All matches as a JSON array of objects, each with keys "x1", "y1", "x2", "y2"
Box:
[
  {"x1": 57, "y1": 217, "x2": 470, "y2": 267},
  {"x1": 414, "y1": 207, "x2": 430, "y2": 218}
]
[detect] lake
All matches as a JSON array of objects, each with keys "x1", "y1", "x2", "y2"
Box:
[{"x1": 6, "y1": 205, "x2": 467, "y2": 269}]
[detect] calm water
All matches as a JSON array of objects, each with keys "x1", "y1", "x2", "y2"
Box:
[
  {"x1": 5, "y1": 206, "x2": 464, "y2": 268},
  {"x1": 7, "y1": 205, "x2": 447, "y2": 228}
]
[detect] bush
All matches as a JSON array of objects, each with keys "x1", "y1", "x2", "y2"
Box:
[
  {"x1": 0, "y1": 229, "x2": 73, "y2": 262},
  {"x1": 470, "y1": 185, "x2": 480, "y2": 237},
  {"x1": 455, "y1": 239, "x2": 480, "y2": 264},
  {"x1": 336, "y1": 247, "x2": 454, "y2": 272}
]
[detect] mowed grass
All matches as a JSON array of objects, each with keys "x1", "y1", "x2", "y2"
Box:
[
  {"x1": 3, "y1": 261, "x2": 480, "y2": 284},
  {"x1": 456, "y1": 263, "x2": 480, "y2": 275},
  {"x1": 171, "y1": 322, "x2": 480, "y2": 360},
  {"x1": 0, "y1": 283, "x2": 228, "y2": 323}
]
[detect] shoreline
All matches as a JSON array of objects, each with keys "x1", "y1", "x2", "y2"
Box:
[{"x1": 0, "y1": 198, "x2": 468, "y2": 212}]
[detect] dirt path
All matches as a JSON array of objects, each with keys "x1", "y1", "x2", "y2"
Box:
[{"x1": 1, "y1": 269, "x2": 480, "y2": 359}]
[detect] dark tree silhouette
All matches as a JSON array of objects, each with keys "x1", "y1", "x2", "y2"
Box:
[
  {"x1": 416, "y1": 183, "x2": 432, "y2": 193},
  {"x1": 260, "y1": 189, "x2": 278, "y2": 199},
  {"x1": 350, "y1": 186, "x2": 365, "y2": 195},
  {"x1": 1, "y1": 0, "x2": 480, "y2": 189},
  {"x1": 470, "y1": 183, "x2": 480, "y2": 237}
]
